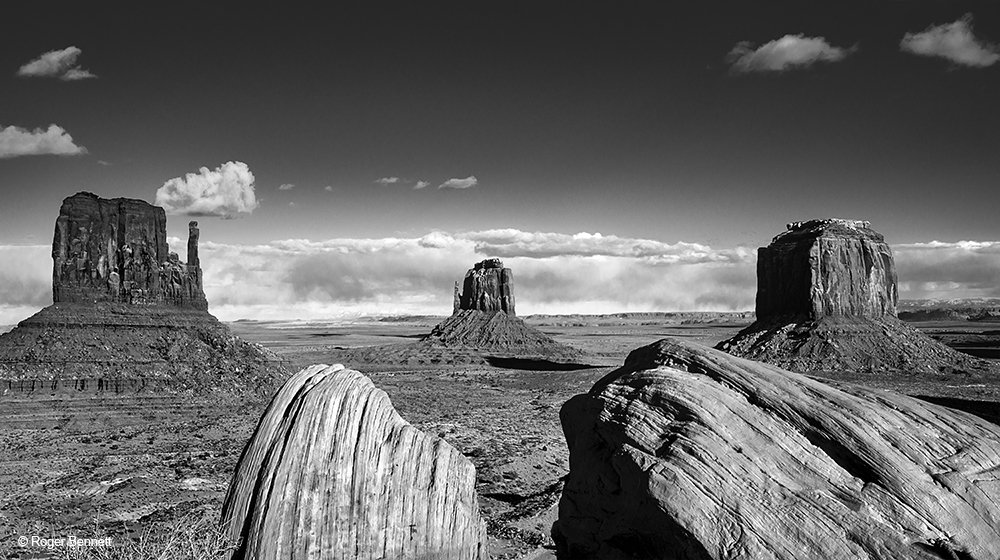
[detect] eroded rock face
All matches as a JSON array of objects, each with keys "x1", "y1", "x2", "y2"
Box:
[
  {"x1": 717, "y1": 219, "x2": 992, "y2": 375},
  {"x1": 52, "y1": 192, "x2": 206, "y2": 309},
  {"x1": 557, "y1": 338, "x2": 1000, "y2": 560},
  {"x1": 457, "y1": 258, "x2": 515, "y2": 315},
  {"x1": 0, "y1": 192, "x2": 283, "y2": 396},
  {"x1": 756, "y1": 219, "x2": 896, "y2": 320},
  {"x1": 222, "y1": 364, "x2": 486, "y2": 560}
]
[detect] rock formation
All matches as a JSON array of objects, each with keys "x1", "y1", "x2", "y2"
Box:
[
  {"x1": 0, "y1": 192, "x2": 283, "y2": 397},
  {"x1": 328, "y1": 260, "x2": 585, "y2": 367},
  {"x1": 755, "y1": 219, "x2": 896, "y2": 319},
  {"x1": 222, "y1": 364, "x2": 486, "y2": 560},
  {"x1": 52, "y1": 192, "x2": 207, "y2": 309},
  {"x1": 557, "y1": 337, "x2": 1000, "y2": 559},
  {"x1": 457, "y1": 258, "x2": 515, "y2": 315},
  {"x1": 717, "y1": 219, "x2": 994, "y2": 375}
]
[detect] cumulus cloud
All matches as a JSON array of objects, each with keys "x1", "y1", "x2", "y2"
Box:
[
  {"x1": 17, "y1": 46, "x2": 96, "y2": 80},
  {"x1": 728, "y1": 35, "x2": 853, "y2": 73},
  {"x1": 900, "y1": 14, "x2": 999, "y2": 67},
  {"x1": 414, "y1": 180, "x2": 430, "y2": 190},
  {"x1": 155, "y1": 161, "x2": 259, "y2": 219},
  {"x1": 439, "y1": 176, "x2": 478, "y2": 189},
  {"x1": 0, "y1": 124, "x2": 87, "y2": 158},
  {"x1": 278, "y1": 183, "x2": 295, "y2": 190},
  {"x1": 375, "y1": 177, "x2": 400, "y2": 185},
  {"x1": 324, "y1": 185, "x2": 334, "y2": 192}
]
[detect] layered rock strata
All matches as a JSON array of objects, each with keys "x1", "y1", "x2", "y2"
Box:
[
  {"x1": 222, "y1": 364, "x2": 486, "y2": 560},
  {"x1": 0, "y1": 192, "x2": 282, "y2": 396},
  {"x1": 557, "y1": 337, "x2": 1000, "y2": 559},
  {"x1": 457, "y1": 258, "x2": 515, "y2": 315},
  {"x1": 718, "y1": 219, "x2": 993, "y2": 374}
]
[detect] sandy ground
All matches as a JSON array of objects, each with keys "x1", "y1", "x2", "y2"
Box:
[{"x1": 1, "y1": 314, "x2": 997, "y2": 559}]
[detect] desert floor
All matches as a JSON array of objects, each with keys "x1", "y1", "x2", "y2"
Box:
[{"x1": 1, "y1": 314, "x2": 998, "y2": 559}]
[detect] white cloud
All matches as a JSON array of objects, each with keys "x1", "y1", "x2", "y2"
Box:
[
  {"x1": 155, "y1": 161, "x2": 259, "y2": 219},
  {"x1": 900, "y1": 14, "x2": 999, "y2": 67},
  {"x1": 439, "y1": 176, "x2": 478, "y2": 189},
  {"x1": 728, "y1": 35, "x2": 853, "y2": 73},
  {"x1": 324, "y1": 185, "x2": 334, "y2": 192},
  {"x1": 6, "y1": 233, "x2": 999, "y2": 324},
  {"x1": 97, "y1": 160, "x2": 111, "y2": 166},
  {"x1": 375, "y1": 177, "x2": 400, "y2": 185},
  {"x1": 17, "y1": 46, "x2": 96, "y2": 80},
  {"x1": 278, "y1": 183, "x2": 295, "y2": 191},
  {"x1": 414, "y1": 180, "x2": 430, "y2": 190},
  {"x1": 0, "y1": 124, "x2": 87, "y2": 158}
]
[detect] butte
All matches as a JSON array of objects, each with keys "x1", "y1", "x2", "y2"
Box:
[
  {"x1": 716, "y1": 218, "x2": 995, "y2": 376},
  {"x1": 0, "y1": 192, "x2": 284, "y2": 397},
  {"x1": 331, "y1": 258, "x2": 586, "y2": 367}
]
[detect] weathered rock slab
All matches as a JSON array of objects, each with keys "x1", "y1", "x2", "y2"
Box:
[
  {"x1": 222, "y1": 364, "x2": 486, "y2": 560},
  {"x1": 557, "y1": 338, "x2": 1000, "y2": 559}
]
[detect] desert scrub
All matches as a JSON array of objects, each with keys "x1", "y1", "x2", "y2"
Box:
[{"x1": 43, "y1": 507, "x2": 237, "y2": 560}]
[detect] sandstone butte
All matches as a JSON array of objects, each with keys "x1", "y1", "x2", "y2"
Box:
[
  {"x1": 0, "y1": 192, "x2": 282, "y2": 397},
  {"x1": 330, "y1": 258, "x2": 585, "y2": 366},
  {"x1": 717, "y1": 218, "x2": 994, "y2": 375},
  {"x1": 556, "y1": 337, "x2": 1000, "y2": 560},
  {"x1": 221, "y1": 364, "x2": 486, "y2": 560}
]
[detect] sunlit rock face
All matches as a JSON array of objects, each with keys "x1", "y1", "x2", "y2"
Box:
[
  {"x1": 456, "y1": 258, "x2": 516, "y2": 316},
  {"x1": 556, "y1": 338, "x2": 1000, "y2": 560},
  {"x1": 222, "y1": 364, "x2": 486, "y2": 560},
  {"x1": 52, "y1": 191, "x2": 207, "y2": 309},
  {"x1": 755, "y1": 219, "x2": 897, "y2": 320}
]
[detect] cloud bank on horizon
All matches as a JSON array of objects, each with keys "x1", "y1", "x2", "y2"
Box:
[
  {"x1": 0, "y1": 125, "x2": 87, "y2": 159},
  {"x1": 2, "y1": 231, "x2": 999, "y2": 324},
  {"x1": 17, "y1": 46, "x2": 96, "y2": 81},
  {"x1": 155, "y1": 161, "x2": 259, "y2": 219},
  {"x1": 728, "y1": 35, "x2": 854, "y2": 73},
  {"x1": 900, "y1": 14, "x2": 999, "y2": 67}
]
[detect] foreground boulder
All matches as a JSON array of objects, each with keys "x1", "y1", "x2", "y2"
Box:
[
  {"x1": 718, "y1": 219, "x2": 992, "y2": 375},
  {"x1": 222, "y1": 364, "x2": 486, "y2": 560},
  {"x1": 557, "y1": 338, "x2": 1000, "y2": 559}
]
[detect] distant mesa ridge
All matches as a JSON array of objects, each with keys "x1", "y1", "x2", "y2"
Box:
[{"x1": 717, "y1": 218, "x2": 994, "y2": 375}]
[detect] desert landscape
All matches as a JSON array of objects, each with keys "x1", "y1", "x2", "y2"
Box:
[{"x1": 4, "y1": 3, "x2": 1000, "y2": 560}]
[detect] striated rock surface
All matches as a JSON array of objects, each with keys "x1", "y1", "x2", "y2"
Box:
[
  {"x1": 457, "y1": 258, "x2": 515, "y2": 315},
  {"x1": 557, "y1": 338, "x2": 1000, "y2": 560},
  {"x1": 222, "y1": 364, "x2": 486, "y2": 560},
  {"x1": 756, "y1": 219, "x2": 896, "y2": 319},
  {"x1": 0, "y1": 192, "x2": 283, "y2": 396},
  {"x1": 718, "y1": 219, "x2": 994, "y2": 375},
  {"x1": 53, "y1": 192, "x2": 207, "y2": 309}
]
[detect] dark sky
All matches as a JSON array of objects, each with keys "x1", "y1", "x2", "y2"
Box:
[{"x1": 2, "y1": 0, "x2": 999, "y2": 248}]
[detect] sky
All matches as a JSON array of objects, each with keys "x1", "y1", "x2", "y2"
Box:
[{"x1": 2, "y1": 1, "x2": 999, "y2": 323}]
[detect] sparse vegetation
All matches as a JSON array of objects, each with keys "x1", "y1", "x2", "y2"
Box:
[{"x1": 40, "y1": 508, "x2": 236, "y2": 560}]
